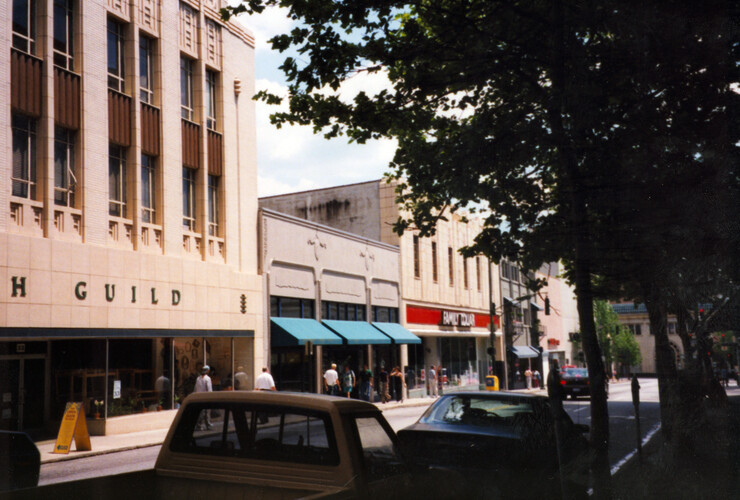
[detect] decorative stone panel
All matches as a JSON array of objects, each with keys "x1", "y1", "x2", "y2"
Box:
[
  {"x1": 180, "y1": 2, "x2": 199, "y2": 57},
  {"x1": 205, "y1": 19, "x2": 222, "y2": 70},
  {"x1": 107, "y1": 0, "x2": 130, "y2": 21},
  {"x1": 137, "y1": 0, "x2": 159, "y2": 36},
  {"x1": 203, "y1": 0, "x2": 221, "y2": 11}
]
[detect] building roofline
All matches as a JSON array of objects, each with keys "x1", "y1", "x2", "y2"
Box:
[
  {"x1": 259, "y1": 179, "x2": 384, "y2": 200},
  {"x1": 260, "y1": 208, "x2": 400, "y2": 253}
]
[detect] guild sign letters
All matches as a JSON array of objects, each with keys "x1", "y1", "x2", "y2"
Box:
[{"x1": 441, "y1": 310, "x2": 475, "y2": 327}]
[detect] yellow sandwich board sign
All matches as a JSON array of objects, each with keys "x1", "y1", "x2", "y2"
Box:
[{"x1": 52, "y1": 402, "x2": 92, "y2": 454}]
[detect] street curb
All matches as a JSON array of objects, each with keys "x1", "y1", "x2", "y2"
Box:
[{"x1": 41, "y1": 441, "x2": 163, "y2": 464}]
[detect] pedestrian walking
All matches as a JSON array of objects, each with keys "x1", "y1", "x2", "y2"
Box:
[
  {"x1": 255, "y1": 367, "x2": 276, "y2": 391},
  {"x1": 379, "y1": 366, "x2": 390, "y2": 403},
  {"x1": 341, "y1": 365, "x2": 355, "y2": 399},
  {"x1": 195, "y1": 365, "x2": 213, "y2": 429},
  {"x1": 324, "y1": 363, "x2": 340, "y2": 396},
  {"x1": 533, "y1": 369, "x2": 541, "y2": 389},
  {"x1": 428, "y1": 366, "x2": 438, "y2": 398},
  {"x1": 525, "y1": 368, "x2": 533, "y2": 389},
  {"x1": 391, "y1": 366, "x2": 405, "y2": 402},
  {"x1": 359, "y1": 364, "x2": 373, "y2": 401}
]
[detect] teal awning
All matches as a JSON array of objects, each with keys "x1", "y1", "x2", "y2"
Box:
[
  {"x1": 508, "y1": 346, "x2": 540, "y2": 359},
  {"x1": 372, "y1": 322, "x2": 422, "y2": 344},
  {"x1": 271, "y1": 318, "x2": 343, "y2": 347},
  {"x1": 322, "y1": 320, "x2": 392, "y2": 345}
]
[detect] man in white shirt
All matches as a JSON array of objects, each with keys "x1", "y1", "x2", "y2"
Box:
[
  {"x1": 324, "y1": 363, "x2": 340, "y2": 396},
  {"x1": 255, "y1": 367, "x2": 276, "y2": 391},
  {"x1": 428, "y1": 366, "x2": 438, "y2": 397},
  {"x1": 195, "y1": 365, "x2": 213, "y2": 429}
]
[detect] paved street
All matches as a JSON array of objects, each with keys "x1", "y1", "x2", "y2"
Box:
[{"x1": 39, "y1": 380, "x2": 660, "y2": 486}]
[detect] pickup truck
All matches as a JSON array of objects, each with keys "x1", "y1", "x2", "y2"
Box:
[{"x1": 4, "y1": 392, "x2": 423, "y2": 500}]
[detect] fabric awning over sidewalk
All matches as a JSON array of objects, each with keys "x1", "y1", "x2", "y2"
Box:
[
  {"x1": 372, "y1": 322, "x2": 422, "y2": 344},
  {"x1": 270, "y1": 318, "x2": 343, "y2": 347},
  {"x1": 322, "y1": 320, "x2": 392, "y2": 345},
  {"x1": 508, "y1": 346, "x2": 541, "y2": 358}
]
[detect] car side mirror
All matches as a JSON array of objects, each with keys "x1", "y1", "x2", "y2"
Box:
[{"x1": 574, "y1": 424, "x2": 589, "y2": 434}]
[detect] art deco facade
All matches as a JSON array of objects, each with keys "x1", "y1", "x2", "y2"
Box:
[{"x1": 1, "y1": 0, "x2": 261, "y2": 434}]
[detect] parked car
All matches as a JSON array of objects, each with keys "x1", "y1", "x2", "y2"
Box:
[
  {"x1": 397, "y1": 392, "x2": 589, "y2": 499},
  {"x1": 0, "y1": 431, "x2": 40, "y2": 491},
  {"x1": 560, "y1": 367, "x2": 591, "y2": 399}
]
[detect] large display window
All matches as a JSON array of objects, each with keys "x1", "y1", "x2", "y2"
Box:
[{"x1": 440, "y1": 337, "x2": 479, "y2": 387}]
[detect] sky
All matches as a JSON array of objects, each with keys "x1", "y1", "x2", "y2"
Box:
[{"x1": 231, "y1": 5, "x2": 397, "y2": 197}]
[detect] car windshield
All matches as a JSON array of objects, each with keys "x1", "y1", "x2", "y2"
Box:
[
  {"x1": 563, "y1": 368, "x2": 588, "y2": 378},
  {"x1": 419, "y1": 395, "x2": 538, "y2": 429}
]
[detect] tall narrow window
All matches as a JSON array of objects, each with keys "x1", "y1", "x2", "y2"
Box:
[
  {"x1": 108, "y1": 145, "x2": 127, "y2": 217},
  {"x1": 11, "y1": 115, "x2": 37, "y2": 200},
  {"x1": 180, "y1": 57, "x2": 194, "y2": 121},
  {"x1": 53, "y1": 0, "x2": 74, "y2": 70},
  {"x1": 431, "y1": 241, "x2": 438, "y2": 283},
  {"x1": 413, "y1": 235, "x2": 420, "y2": 278},
  {"x1": 205, "y1": 70, "x2": 218, "y2": 130},
  {"x1": 208, "y1": 175, "x2": 219, "y2": 236},
  {"x1": 448, "y1": 247, "x2": 454, "y2": 286},
  {"x1": 463, "y1": 258, "x2": 469, "y2": 289},
  {"x1": 12, "y1": 0, "x2": 36, "y2": 53},
  {"x1": 139, "y1": 35, "x2": 154, "y2": 104},
  {"x1": 476, "y1": 257, "x2": 481, "y2": 291},
  {"x1": 141, "y1": 154, "x2": 156, "y2": 223},
  {"x1": 107, "y1": 18, "x2": 125, "y2": 92},
  {"x1": 182, "y1": 167, "x2": 196, "y2": 231},
  {"x1": 54, "y1": 127, "x2": 76, "y2": 206}
]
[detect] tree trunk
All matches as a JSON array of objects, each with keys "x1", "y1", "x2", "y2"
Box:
[
  {"x1": 574, "y1": 264, "x2": 611, "y2": 499},
  {"x1": 644, "y1": 287, "x2": 679, "y2": 442}
]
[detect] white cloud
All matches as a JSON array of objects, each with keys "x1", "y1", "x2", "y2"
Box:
[
  {"x1": 255, "y1": 78, "x2": 397, "y2": 197},
  {"x1": 230, "y1": 3, "x2": 294, "y2": 52}
]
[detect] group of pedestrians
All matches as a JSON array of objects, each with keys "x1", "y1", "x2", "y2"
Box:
[
  {"x1": 523, "y1": 368, "x2": 542, "y2": 389},
  {"x1": 324, "y1": 363, "x2": 406, "y2": 402}
]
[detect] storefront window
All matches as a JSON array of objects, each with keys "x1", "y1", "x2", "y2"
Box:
[
  {"x1": 234, "y1": 338, "x2": 253, "y2": 390},
  {"x1": 107, "y1": 339, "x2": 172, "y2": 416},
  {"x1": 51, "y1": 340, "x2": 106, "y2": 419},
  {"x1": 205, "y1": 338, "x2": 232, "y2": 390},
  {"x1": 372, "y1": 306, "x2": 399, "y2": 323},
  {"x1": 174, "y1": 337, "x2": 203, "y2": 404},
  {"x1": 271, "y1": 296, "x2": 315, "y2": 318},
  {"x1": 440, "y1": 338, "x2": 479, "y2": 387},
  {"x1": 406, "y1": 343, "x2": 425, "y2": 390}
]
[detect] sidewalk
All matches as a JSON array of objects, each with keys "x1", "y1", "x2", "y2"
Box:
[{"x1": 37, "y1": 396, "x2": 435, "y2": 464}]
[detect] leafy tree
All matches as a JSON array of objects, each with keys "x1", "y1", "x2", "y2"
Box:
[
  {"x1": 612, "y1": 329, "x2": 642, "y2": 372},
  {"x1": 225, "y1": 1, "x2": 738, "y2": 496},
  {"x1": 594, "y1": 300, "x2": 622, "y2": 376}
]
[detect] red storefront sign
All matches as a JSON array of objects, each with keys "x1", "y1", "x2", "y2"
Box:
[{"x1": 406, "y1": 305, "x2": 500, "y2": 329}]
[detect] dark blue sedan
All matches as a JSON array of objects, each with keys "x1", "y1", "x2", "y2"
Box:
[{"x1": 397, "y1": 392, "x2": 589, "y2": 499}]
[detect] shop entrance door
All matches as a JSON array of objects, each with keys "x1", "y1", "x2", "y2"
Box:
[{"x1": 0, "y1": 357, "x2": 46, "y2": 431}]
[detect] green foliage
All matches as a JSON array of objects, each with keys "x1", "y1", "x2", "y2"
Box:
[{"x1": 612, "y1": 329, "x2": 642, "y2": 368}]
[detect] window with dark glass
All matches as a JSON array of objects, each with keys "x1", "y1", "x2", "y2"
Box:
[
  {"x1": 12, "y1": 0, "x2": 36, "y2": 53},
  {"x1": 206, "y1": 70, "x2": 218, "y2": 130},
  {"x1": 139, "y1": 35, "x2": 154, "y2": 104},
  {"x1": 108, "y1": 145, "x2": 127, "y2": 217},
  {"x1": 322, "y1": 301, "x2": 365, "y2": 321},
  {"x1": 208, "y1": 174, "x2": 219, "y2": 236},
  {"x1": 448, "y1": 247, "x2": 454, "y2": 286},
  {"x1": 413, "y1": 235, "x2": 420, "y2": 278},
  {"x1": 11, "y1": 114, "x2": 37, "y2": 200},
  {"x1": 53, "y1": 0, "x2": 74, "y2": 70},
  {"x1": 463, "y1": 258, "x2": 469, "y2": 289},
  {"x1": 180, "y1": 57, "x2": 194, "y2": 121},
  {"x1": 476, "y1": 257, "x2": 481, "y2": 291},
  {"x1": 107, "y1": 18, "x2": 125, "y2": 92},
  {"x1": 271, "y1": 297, "x2": 315, "y2": 319},
  {"x1": 182, "y1": 167, "x2": 196, "y2": 231},
  {"x1": 54, "y1": 127, "x2": 76, "y2": 206},
  {"x1": 431, "y1": 241, "x2": 438, "y2": 283},
  {"x1": 373, "y1": 306, "x2": 398, "y2": 323},
  {"x1": 141, "y1": 154, "x2": 156, "y2": 223}
]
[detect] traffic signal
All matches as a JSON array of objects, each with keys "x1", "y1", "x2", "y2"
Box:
[
  {"x1": 699, "y1": 308, "x2": 705, "y2": 320},
  {"x1": 545, "y1": 297, "x2": 551, "y2": 315}
]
